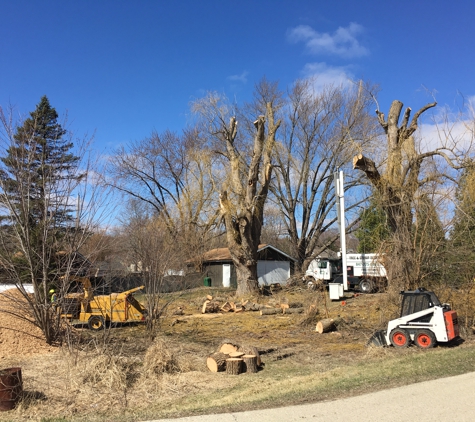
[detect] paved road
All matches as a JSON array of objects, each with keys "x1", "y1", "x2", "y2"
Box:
[{"x1": 150, "y1": 371, "x2": 475, "y2": 421}]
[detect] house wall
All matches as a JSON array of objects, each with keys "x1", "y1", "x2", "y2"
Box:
[
  {"x1": 258, "y1": 248, "x2": 295, "y2": 276},
  {"x1": 202, "y1": 263, "x2": 224, "y2": 288}
]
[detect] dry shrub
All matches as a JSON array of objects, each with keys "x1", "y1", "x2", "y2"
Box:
[
  {"x1": 143, "y1": 338, "x2": 198, "y2": 378},
  {"x1": 298, "y1": 303, "x2": 319, "y2": 327},
  {"x1": 80, "y1": 355, "x2": 129, "y2": 389},
  {"x1": 435, "y1": 284, "x2": 475, "y2": 336}
]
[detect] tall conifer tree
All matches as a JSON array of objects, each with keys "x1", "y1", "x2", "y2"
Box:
[{"x1": 0, "y1": 96, "x2": 83, "y2": 344}]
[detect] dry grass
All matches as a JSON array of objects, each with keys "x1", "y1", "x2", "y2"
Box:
[{"x1": 0, "y1": 285, "x2": 474, "y2": 421}]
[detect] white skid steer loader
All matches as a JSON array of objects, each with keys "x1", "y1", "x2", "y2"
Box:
[{"x1": 368, "y1": 288, "x2": 460, "y2": 348}]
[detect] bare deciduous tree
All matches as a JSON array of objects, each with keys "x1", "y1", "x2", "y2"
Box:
[
  {"x1": 353, "y1": 99, "x2": 474, "y2": 290},
  {"x1": 267, "y1": 79, "x2": 379, "y2": 271},
  {"x1": 107, "y1": 128, "x2": 220, "y2": 255},
  {"x1": 193, "y1": 87, "x2": 281, "y2": 296}
]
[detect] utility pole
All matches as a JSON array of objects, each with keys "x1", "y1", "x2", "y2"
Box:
[{"x1": 334, "y1": 170, "x2": 348, "y2": 291}]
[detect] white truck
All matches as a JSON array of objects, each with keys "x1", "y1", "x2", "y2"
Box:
[{"x1": 305, "y1": 253, "x2": 387, "y2": 293}]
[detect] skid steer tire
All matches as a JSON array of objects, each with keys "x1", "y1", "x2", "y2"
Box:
[
  {"x1": 88, "y1": 316, "x2": 105, "y2": 331},
  {"x1": 359, "y1": 279, "x2": 374, "y2": 294},
  {"x1": 389, "y1": 328, "x2": 410, "y2": 348},
  {"x1": 414, "y1": 329, "x2": 436, "y2": 349}
]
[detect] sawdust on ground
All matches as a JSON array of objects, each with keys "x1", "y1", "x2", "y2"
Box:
[{"x1": 0, "y1": 288, "x2": 56, "y2": 361}]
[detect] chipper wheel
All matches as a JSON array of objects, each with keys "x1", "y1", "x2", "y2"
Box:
[
  {"x1": 389, "y1": 328, "x2": 410, "y2": 348},
  {"x1": 88, "y1": 315, "x2": 105, "y2": 331},
  {"x1": 414, "y1": 329, "x2": 436, "y2": 349}
]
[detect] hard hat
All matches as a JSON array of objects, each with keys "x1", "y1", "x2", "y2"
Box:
[{"x1": 49, "y1": 289, "x2": 55, "y2": 294}]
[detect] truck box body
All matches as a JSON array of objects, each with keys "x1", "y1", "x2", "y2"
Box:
[{"x1": 305, "y1": 253, "x2": 386, "y2": 291}]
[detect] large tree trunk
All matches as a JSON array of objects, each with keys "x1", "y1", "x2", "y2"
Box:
[
  {"x1": 353, "y1": 100, "x2": 437, "y2": 291},
  {"x1": 234, "y1": 258, "x2": 259, "y2": 297},
  {"x1": 218, "y1": 101, "x2": 281, "y2": 296}
]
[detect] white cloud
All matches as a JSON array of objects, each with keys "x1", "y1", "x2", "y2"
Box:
[
  {"x1": 287, "y1": 23, "x2": 369, "y2": 58},
  {"x1": 227, "y1": 71, "x2": 249, "y2": 84},
  {"x1": 418, "y1": 119, "x2": 475, "y2": 155},
  {"x1": 301, "y1": 62, "x2": 354, "y2": 91}
]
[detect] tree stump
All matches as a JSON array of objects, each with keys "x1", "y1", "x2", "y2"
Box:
[
  {"x1": 316, "y1": 318, "x2": 335, "y2": 333},
  {"x1": 226, "y1": 358, "x2": 243, "y2": 375},
  {"x1": 207, "y1": 352, "x2": 228, "y2": 372},
  {"x1": 238, "y1": 345, "x2": 261, "y2": 366},
  {"x1": 242, "y1": 355, "x2": 258, "y2": 373}
]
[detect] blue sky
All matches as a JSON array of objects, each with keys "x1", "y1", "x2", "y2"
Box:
[{"x1": 1, "y1": 0, "x2": 474, "y2": 152}]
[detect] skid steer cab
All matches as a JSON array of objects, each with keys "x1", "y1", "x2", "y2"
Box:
[{"x1": 369, "y1": 288, "x2": 460, "y2": 348}]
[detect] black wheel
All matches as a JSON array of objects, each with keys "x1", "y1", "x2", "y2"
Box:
[
  {"x1": 414, "y1": 329, "x2": 436, "y2": 349},
  {"x1": 359, "y1": 279, "x2": 374, "y2": 293},
  {"x1": 88, "y1": 315, "x2": 105, "y2": 331},
  {"x1": 389, "y1": 328, "x2": 410, "y2": 348}
]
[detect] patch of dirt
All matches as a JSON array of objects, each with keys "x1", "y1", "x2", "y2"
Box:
[{"x1": 0, "y1": 289, "x2": 56, "y2": 362}]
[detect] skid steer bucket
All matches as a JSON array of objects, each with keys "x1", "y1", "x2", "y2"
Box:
[{"x1": 367, "y1": 330, "x2": 388, "y2": 347}]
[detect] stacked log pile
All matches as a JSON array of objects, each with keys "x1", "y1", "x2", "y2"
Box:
[
  {"x1": 206, "y1": 341, "x2": 261, "y2": 375},
  {"x1": 201, "y1": 295, "x2": 306, "y2": 316}
]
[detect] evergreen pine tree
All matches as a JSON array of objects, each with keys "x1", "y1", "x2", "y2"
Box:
[
  {"x1": 412, "y1": 193, "x2": 446, "y2": 284},
  {"x1": 1, "y1": 96, "x2": 80, "y2": 228},
  {"x1": 354, "y1": 197, "x2": 390, "y2": 253},
  {"x1": 0, "y1": 96, "x2": 84, "y2": 344}
]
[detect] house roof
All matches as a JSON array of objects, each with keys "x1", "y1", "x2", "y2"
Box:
[{"x1": 201, "y1": 244, "x2": 296, "y2": 263}]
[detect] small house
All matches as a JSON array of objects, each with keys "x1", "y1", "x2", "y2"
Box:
[{"x1": 200, "y1": 244, "x2": 296, "y2": 288}]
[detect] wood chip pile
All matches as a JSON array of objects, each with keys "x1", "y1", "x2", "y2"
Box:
[{"x1": 0, "y1": 289, "x2": 56, "y2": 360}]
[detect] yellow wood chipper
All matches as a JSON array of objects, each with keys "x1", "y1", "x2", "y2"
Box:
[{"x1": 59, "y1": 277, "x2": 147, "y2": 330}]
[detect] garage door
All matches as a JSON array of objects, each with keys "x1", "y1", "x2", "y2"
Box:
[{"x1": 257, "y1": 261, "x2": 290, "y2": 286}]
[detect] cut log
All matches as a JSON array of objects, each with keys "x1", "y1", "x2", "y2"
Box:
[
  {"x1": 226, "y1": 358, "x2": 243, "y2": 375},
  {"x1": 288, "y1": 302, "x2": 304, "y2": 308},
  {"x1": 238, "y1": 345, "x2": 261, "y2": 366},
  {"x1": 280, "y1": 303, "x2": 290, "y2": 311},
  {"x1": 202, "y1": 300, "x2": 220, "y2": 314},
  {"x1": 207, "y1": 352, "x2": 228, "y2": 372},
  {"x1": 220, "y1": 302, "x2": 233, "y2": 312},
  {"x1": 214, "y1": 296, "x2": 227, "y2": 302},
  {"x1": 246, "y1": 303, "x2": 259, "y2": 311},
  {"x1": 229, "y1": 351, "x2": 245, "y2": 358},
  {"x1": 206, "y1": 294, "x2": 213, "y2": 301},
  {"x1": 316, "y1": 318, "x2": 335, "y2": 333},
  {"x1": 260, "y1": 308, "x2": 283, "y2": 316},
  {"x1": 219, "y1": 342, "x2": 239, "y2": 354},
  {"x1": 283, "y1": 307, "x2": 304, "y2": 314},
  {"x1": 242, "y1": 355, "x2": 258, "y2": 373}
]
